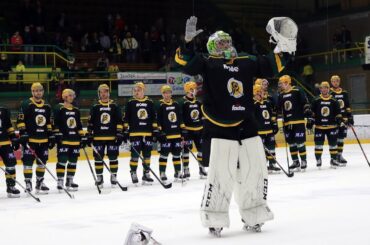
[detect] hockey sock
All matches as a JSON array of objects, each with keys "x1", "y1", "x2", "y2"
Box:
[
  {"x1": 289, "y1": 144, "x2": 299, "y2": 161},
  {"x1": 173, "y1": 155, "x2": 181, "y2": 172},
  {"x1": 197, "y1": 152, "x2": 203, "y2": 165},
  {"x1": 159, "y1": 155, "x2": 167, "y2": 172},
  {"x1": 314, "y1": 143, "x2": 324, "y2": 160},
  {"x1": 36, "y1": 164, "x2": 46, "y2": 178},
  {"x1": 329, "y1": 145, "x2": 338, "y2": 159},
  {"x1": 56, "y1": 162, "x2": 67, "y2": 178},
  {"x1": 66, "y1": 162, "x2": 77, "y2": 178},
  {"x1": 5, "y1": 166, "x2": 16, "y2": 186},
  {"x1": 23, "y1": 163, "x2": 33, "y2": 179},
  {"x1": 143, "y1": 158, "x2": 150, "y2": 171},
  {"x1": 337, "y1": 138, "x2": 344, "y2": 154},
  {"x1": 95, "y1": 160, "x2": 104, "y2": 175},
  {"x1": 109, "y1": 159, "x2": 119, "y2": 174},
  {"x1": 297, "y1": 143, "x2": 307, "y2": 161},
  {"x1": 182, "y1": 152, "x2": 190, "y2": 167},
  {"x1": 129, "y1": 157, "x2": 138, "y2": 172}
]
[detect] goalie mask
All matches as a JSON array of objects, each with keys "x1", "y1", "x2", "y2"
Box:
[
  {"x1": 207, "y1": 31, "x2": 237, "y2": 59},
  {"x1": 266, "y1": 17, "x2": 298, "y2": 54}
]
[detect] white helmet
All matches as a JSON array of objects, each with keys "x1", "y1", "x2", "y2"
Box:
[{"x1": 266, "y1": 17, "x2": 298, "y2": 54}]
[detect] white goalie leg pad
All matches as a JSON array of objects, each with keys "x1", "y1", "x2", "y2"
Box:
[
  {"x1": 234, "y1": 136, "x2": 274, "y2": 226},
  {"x1": 200, "y1": 138, "x2": 239, "y2": 228}
]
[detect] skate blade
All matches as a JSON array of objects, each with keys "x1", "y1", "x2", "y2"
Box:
[
  {"x1": 35, "y1": 190, "x2": 49, "y2": 195},
  {"x1": 209, "y1": 231, "x2": 221, "y2": 238},
  {"x1": 111, "y1": 184, "x2": 117, "y2": 188},
  {"x1": 7, "y1": 193, "x2": 20, "y2": 198},
  {"x1": 142, "y1": 181, "x2": 153, "y2": 186},
  {"x1": 317, "y1": 166, "x2": 322, "y2": 170},
  {"x1": 199, "y1": 175, "x2": 207, "y2": 179},
  {"x1": 57, "y1": 189, "x2": 63, "y2": 193},
  {"x1": 66, "y1": 187, "x2": 78, "y2": 192},
  {"x1": 330, "y1": 165, "x2": 337, "y2": 169}
]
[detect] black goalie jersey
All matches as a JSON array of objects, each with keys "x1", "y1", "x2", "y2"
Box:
[
  {"x1": 123, "y1": 97, "x2": 157, "y2": 137},
  {"x1": 88, "y1": 100, "x2": 123, "y2": 141},
  {"x1": 278, "y1": 86, "x2": 309, "y2": 126},
  {"x1": 254, "y1": 99, "x2": 276, "y2": 134},
  {"x1": 156, "y1": 99, "x2": 185, "y2": 139},
  {"x1": 330, "y1": 88, "x2": 352, "y2": 119},
  {"x1": 53, "y1": 103, "x2": 84, "y2": 145},
  {"x1": 311, "y1": 95, "x2": 342, "y2": 129},
  {"x1": 17, "y1": 98, "x2": 52, "y2": 143},
  {"x1": 179, "y1": 96, "x2": 203, "y2": 131}
]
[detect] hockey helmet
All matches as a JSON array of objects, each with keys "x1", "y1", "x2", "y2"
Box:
[
  {"x1": 279, "y1": 75, "x2": 291, "y2": 85},
  {"x1": 160, "y1": 85, "x2": 172, "y2": 93},
  {"x1": 266, "y1": 17, "x2": 298, "y2": 54},
  {"x1": 320, "y1": 81, "x2": 330, "y2": 88},
  {"x1": 134, "y1": 82, "x2": 145, "y2": 90},
  {"x1": 62, "y1": 89, "x2": 76, "y2": 99},
  {"x1": 330, "y1": 75, "x2": 341, "y2": 83},
  {"x1": 184, "y1": 81, "x2": 197, "y2": 93},
  {"x1": 31, "y1": 82, "x2": 44, "y2": 91},
  {"x1": 253, "y1": 84, "x2": 263, "y2": 96},
  {"x1": 207, "y1": 31, "x2": 237, "y2": 59}
]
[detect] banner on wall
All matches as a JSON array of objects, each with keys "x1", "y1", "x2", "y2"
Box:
[{"x1": 117, "y1": 72, "x2": 196, "y2": 96}]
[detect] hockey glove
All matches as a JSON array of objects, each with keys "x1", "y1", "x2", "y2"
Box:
[
  {"x1": 157, "y1": 132, "x2": 167, "y2": 144},
  {"x1": 303, "y1": 105, "x2": 313, "y2": 118},
  {"x1": 271, "y1": 121, "x2": 279, "y2": 135},
  {"x1": 306, "y1": 118, "x2": 314, "y2": 130},
  {"x1": 123, "y1": 131, "x2": 129, "y2": 144},
  {"x1": 115, "y1": 132, "x2": 124, "y2": 146},
  {"x1": 48, "y1": 135, "x2": 56, "y2": 149},
  {"x1": 185, "y1": 16, "x2": 203, "y2": 43},
  {"x1": 86, "y1": 133, "x2": 93, "y2": 147},
  {"x1": 347, "y1": 116, "x2": 354, "y2": 126},
  {"x1": 19, "y1": 133, "x2": 29, "y2": 148},
  {"x1": 11, "y1": 136, "x2": 20, "y2": 151},
  {"x1": 54, "y1": 132, "x2": 63, "y2": 145},
  {"x1": 181, "y1": 129, "x2": 189, "y2": 140},
  {"x1": 80, "y1": 136, "x2": 88, "y2": 148}
]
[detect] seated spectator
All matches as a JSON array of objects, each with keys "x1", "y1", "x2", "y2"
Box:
[
  {"x1": 96, "y1": 54, "x2": 109, "y2": 77},
  {"x1": 122, "y1": 32, "x2": 138, "y2": 62},
  {"x1": 49, "y1": 66, "x2": 61, "y2": 84},
  {"x1": 15, "y1": 60, "x2": 26, "y2": 81},
  {"x1": 110, "y1": 34, "x2": 122, "y2": 62},
  {"x1": 107, "y1": 64, "x2": 119, "y2": 78}
]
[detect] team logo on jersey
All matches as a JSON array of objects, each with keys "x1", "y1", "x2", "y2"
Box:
[
  {"x1": 190, "y1": 109, "x2": 199, "y2": 120},
  {"x1": 168, "y1": 111, "x2": 177, "y2": 122},
  {"x1": 284, "y1": 101, "x2": 292, "y2": 111},
  {"x1": 337, "y1": 99, "x2": 345, "y2": 109},
  {"x1": 100, "y1": 112, "x2": 111, "y2": 124},
  {"x1": 67, "y1": 117, "x2": 77, "y2": 129},
  {"x1": 227, "y1": 78, "x2": 244, "y2": 99},
  {"x1": 35, "y1": 114, "x2": 46, "y2": 126},
  {"x1": 262, "y1": 110, "x2": 270, "y2": 120},
  {"x1": 321, "y1": 106, "x2": 330, "y2": 117},
  {"x1": 137, "y1": 108, "x2": 148, "y2": 120}
]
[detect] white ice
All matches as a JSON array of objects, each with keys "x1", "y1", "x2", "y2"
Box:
[{"x1": 1, "y1": 144, "x2": 370, "y2": 245}]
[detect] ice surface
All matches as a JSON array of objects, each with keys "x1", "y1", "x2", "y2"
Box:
[{"x1": 1, "y1": 144, "x2": 370, "y2": 245}]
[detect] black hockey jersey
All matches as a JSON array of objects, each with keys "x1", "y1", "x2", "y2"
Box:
[
  {"x1": 311, "y1": 95, "x2": 342, "y2": 129},
  {"x1": 17, "y1": 98, "x2": 52, "y2": 143},
  {"x1": 277, "y1": 86, "x2": 309, "y2": 126},
  {"x1": 178, "y1": 96, "x2": 203, "y2": 131},
  {"x1": 254, "y1": 99, "x2": 276, "y2": 134},
  {"x1": 53, "y1": 103, "x2": 84, "y2": 145},
  {"x1": 88, "y1": 100, "x2": 123, "y2": 141},
  {"x1": 175, "y1": 46, "x2": 285, "y2": 131},
  {"x1": 330, "y1": 88, "x2": 352, "y2": 119},
  {"x1": 0, "y1": 106, "x2": 15, "y2": 146},
  {"x1": 156, "y1": 99, "x2": 185, "y2": 139},
  {"x1": 123, "y1": 97, "x2": 157, "y2": 137}
]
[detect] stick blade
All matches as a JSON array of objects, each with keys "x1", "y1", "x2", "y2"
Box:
[{"x1": 163, "y1": 183, "x2": 172, "y2": 189}]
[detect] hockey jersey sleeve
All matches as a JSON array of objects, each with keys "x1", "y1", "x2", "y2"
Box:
[
  {"x1": 45, "y1": 104, "x2": 53, "y2": 136},
  {"x1": 174, "y1": 44, "x2": 206, "y2": 76},
  {"x1": 155, "y1": 102, "x2": 163, "y2": 131},
  {"x1": 16, "y1": 100, "x2": 28, "y2": 135},
  {"x1": 116, "y1": 104, "x2": 124, "y2": 133},
  {"x1": 52, "y1": 105, "x2": 61, "y2": 134},
  {"x1": 123, "y1": 101, "x2": 130, "y2": 131},
  {"x1": 87, "y1": 105, "x2": 95, "y2": 134},
  {"x1": 4, "y1": 108, "x2": 15, "y2": 138},
  {"x1": 76, "y1": 109, "x2": 84, "y2": 136}
]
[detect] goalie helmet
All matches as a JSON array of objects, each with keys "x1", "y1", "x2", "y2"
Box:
[
  {"x1": 266, "y1": 17, "x2": 298, "y2": 54},
  {"x1": 207, "y1": 31, "x2": 237, "y2": 59}
]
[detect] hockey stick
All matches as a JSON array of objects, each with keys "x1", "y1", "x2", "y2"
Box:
[
  {"x1": 263, "y1": 146, "x2": 294, "y2": 177},
  {"x1": 180, "y1": 146, "x2": 186, "y2": 186},
  {"x1": 350, "y1": 125, "x2": 370, "y2": 167},
  {"x1": 91, "y1": 146, "x2": 128, "y2": 191},
  {"x1": 130, "y1": 145, "x2": 172, "y2": 189},
  {"x1": 0, "y1": 166, "x2": 41, "y2": 202},
  {"x1": 27, "y1": 145, "x2": 74, "y2": 199},
  {"x1": 82, "y1": 147, "x2": 101, "y2": 194}
]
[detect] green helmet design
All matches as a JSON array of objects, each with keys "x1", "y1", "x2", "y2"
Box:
[{"x1": 206, "y1": 31, "x2": 237, "y2": 59}]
